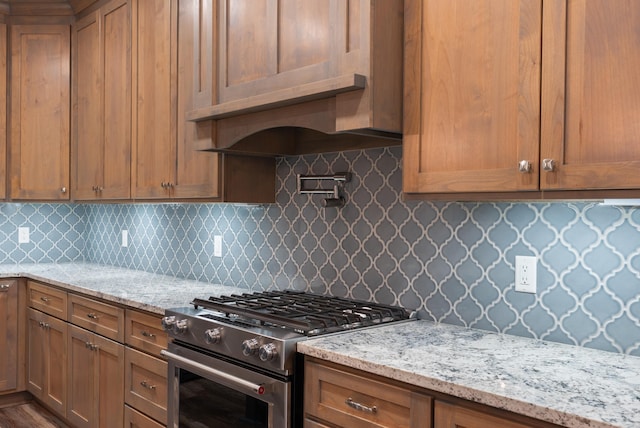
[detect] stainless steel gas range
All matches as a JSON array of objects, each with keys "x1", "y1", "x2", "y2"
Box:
[{"x1": 161, "y1": 290, "x2": 413, "y2": 428}]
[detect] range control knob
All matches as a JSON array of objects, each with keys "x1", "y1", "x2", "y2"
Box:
[
  {"x1": 241, "y1": 338, "x2": 260, "y2": 357},
  {"x1": 259, "y1": 343, "x2": 278, "y2": 362},
  {"x1": 161, "y1": 316, "x2": 177, "y2": 331},
  {"x1": 204, "y1": 328, "x2": 222, "y2": 344},
  {"x1": 173, "y1": 319, "x2": 189, "y2": 335}
]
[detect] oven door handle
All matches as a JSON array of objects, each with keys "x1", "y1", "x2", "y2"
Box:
[{"x1": 161, "y1": 350, "x2": 266, "y2": 395}]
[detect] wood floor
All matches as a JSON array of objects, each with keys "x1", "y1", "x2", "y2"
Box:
[{"x1": 0, "y1": 402, "x2": 69, "y2": 428}]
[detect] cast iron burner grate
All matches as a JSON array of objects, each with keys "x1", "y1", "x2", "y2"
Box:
[{"x1": 191, "y1": 290, "x2": 411, "y2": 336}]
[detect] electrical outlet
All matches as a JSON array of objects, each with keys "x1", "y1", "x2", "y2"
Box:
[
  {"x1": 515, "y1": 255, "x2": 537, "y2": 293},
  {"x1": 214, "y1": 235, "x2": 222, "y2": 258},
  {"x1": 18, "y1": 227, "x2": 30, "y2": 244},
  {"x1": 122, "y1": 230, "x2": 128, "y2": 247}
]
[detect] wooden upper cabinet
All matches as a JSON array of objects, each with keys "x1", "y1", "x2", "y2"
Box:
[
  {"x1": 174, "y1": 0, "x2": 220, "y2": 200},
  {"x1": 403, "y1": 0, "x2": 542, "y2": 195},
  {"x1": 188, "y1": 0, "x2": 404, "y2": 153},
  {"x1": 9, "y1": 25, "x2": 71, "y2": 200},
  {"x1": 132, "y1": 0, "x2": 274, "y2": 202},
  {"x1": 541, "y1": 0, "x2": 640, "y2": 191},
  {"x1": 131, "y1": 0, "x2": 177, "y2": 199},
  {"x1": 72, "y1": 0, "x2": 131, "y2": 201},
  {"x1": 405, "y1": 0, "x2": 640, "y2": 197},
  {"x1": 0, "y1": 24, "x2": 6, "y2": 201}
]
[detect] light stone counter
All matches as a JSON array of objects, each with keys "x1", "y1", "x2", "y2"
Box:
[
  {"x1": 297, "y1": 320, "x2": 640, "y2": 428},
  {"x1": 0, "y1": 262, "x2": 247, "y2": 314}
]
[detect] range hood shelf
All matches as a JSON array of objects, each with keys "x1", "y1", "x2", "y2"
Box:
[{"x1": 187, "y1": 74, "x2": 367, "y2": 122}]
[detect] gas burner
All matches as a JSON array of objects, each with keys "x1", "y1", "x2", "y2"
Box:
[
  {"x1": 191, "y1": 290, "x2": 412, "y2": 336},
  {"x1": 164, "y1": 290, "x2": 414, "y2": 376}
]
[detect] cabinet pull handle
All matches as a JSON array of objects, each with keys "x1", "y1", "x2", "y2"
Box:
[
  {"x1": 0, "y1": 284, "x2": 10, "y2": 291},
  {"x1": 140, "y1": 380, "x2": 156, "y2": 390},
  {"x1": 345, "y1": 397, "x2": 377, "y2": 414},
  {"x1": 60, "y1": 187, "x2": 67, "y2": 193},
  {"x1": 85, "y1": 342, "x2": 99, "y2": 351},
  {"x1": 141, "y1": 331, "x2": 156, "y2": 338},
  {"x1": 40, "y1": 296, "x2": 50, "y2": 302},
  {"x1": 542, "y1": 158, "x2": 556, "y2": 172},
  {"x1": 87, "y1": 313, "x2": 99, "y2": 320},
  {"x1": 518, "y1": 160, "x2": 532, "y2": 173},
  {"x1": 38, "y1": 321, "x2": 50, "y2": 329}
]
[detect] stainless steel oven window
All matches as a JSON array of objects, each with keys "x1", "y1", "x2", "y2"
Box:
[{"x1": 163, "y1": 344, "x2": 292, "y2": 428}]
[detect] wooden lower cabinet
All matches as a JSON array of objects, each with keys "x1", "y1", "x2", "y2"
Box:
[
  {"x1": 125, "y1": 405, "x2": 164, "y2": 428},
  {"x1": 305, "y1": 358, "x2": 432, "y2": 428},
  {"x1": 0, "y1": 280, "x2": 18, "y2": 392},
  {"x1": 27, "y1": 308, "x2": 68, "y2": 417},
  {"x1": 434, "y1": 400, "x2": 535, "y2": 428},
  {"x1": 67, "y1": 324, "x2": 125, "y2": 428},
  {"x1": 305, "y1": 358, "x2": 560, "y2": 428},
  {"x1": 124, "y1": 347, "x2": 167, "y2": 425}
]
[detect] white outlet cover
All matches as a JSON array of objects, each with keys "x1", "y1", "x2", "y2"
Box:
[
  {"x1": 122, "y1": 230, "x2": 128, "y2": 247},
  {"x1": 18, "y1": 227, "x2": 30, "y2": 244},
  {"x1": 515, "y1": 255, "x2": 537, "y2": 293},
  {"x1": 214, "y1": 235, "x2": 222, "y2": 258}
]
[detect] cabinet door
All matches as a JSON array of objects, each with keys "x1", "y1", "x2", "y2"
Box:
[
  {"x1": 0, "y1": 280, "x2": 18, "y2": 391},
  {"x1": 67, "y1": 325, "x2": 95, "y2": 428},
  {"x1": 403, "y1": 0, "x2": 542, "y2": 194},
  {"x1": 73, "y1": 0, "x2": 132, "y2": 201},
  {"x1": 68, "y1": 325, "x2": 124, "y2": 428},
  {"x1": 132, "y1": 0, "x2": 176, "y2": 199},
  {"x1": 434, "y1": 401, "x2": 534, "y2": 428},
  {"x1": 174, "y1": 0, "x2": 220, "y2": 199},
  {"x1": 0, "y1": 24, "x2": 6, "y2": 200},
  {"x1": 101, "y1": 0, "x2": 132, "y2": 199},
  {"x1": 218, "y1": 0, "x2": 339, "y2": 104},
  {"x1": 95, "y1": 333, "x2": 125, "y2": 428},
  {"x1": 9, "y1": 25, "x2": 71, "y2": 200},
  {"x1": 541, "y1": 0, "x2": 640, "y2": 190},
  {"x1": 27, "y1": 309, "x2": 46, "y2": 400},
  {"x1": 73, "y1": 11, "x2": 102, "y2": 200},
  {"x1": 27, "y1": 308, "x2": 67, "y2": 417}
]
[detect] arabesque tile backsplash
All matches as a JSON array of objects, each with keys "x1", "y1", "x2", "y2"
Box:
[{"x1": 1, "y1": 147, "x2": 639, "y2": 355}]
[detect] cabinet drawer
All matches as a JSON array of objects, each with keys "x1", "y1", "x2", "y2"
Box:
[
  {"x1": 68, "y1": 294, "x2": 124, "y2": 341},
  {"x1": 305, "y1": 359, "x2": 432, "y2": 428},
  {"x1": 125, "y1": 310, "x2": 168, "y2": 357},
  {"x1": 124, "y1": 405, "x2": 164, "y2": 428},
  {"x1": 28, "y1": 281, "x2": 67, "y2": 319},
  {"x1": 125, "y1": 347, "x2": 167, "y2": 425}
]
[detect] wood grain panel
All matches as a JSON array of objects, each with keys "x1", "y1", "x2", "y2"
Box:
[
  {"x1": 278, "y1": 0, "x2": 330, "y2": 72},
  {"x1": 0, "y1": 280, "x2": 18, "y2": 391},
  {"x1": 132, "y1": 0, "x2": 175, "y2": 199},
  {"x1": 0, "y1": 24, "x2": 6, "y2": 200},
  {"x1": 9, "y1": 25, "x2": 70, "y2": 200},
  {"x1": 224, "y1": 0, "x2": 274, "y2": 87},
  {"x1": 404, "y1": 0, "x2": 542, "y2": 193},
  {"x1": 174, "y1": 0, "x2": 219, "y2": 199},
  {"x1": 541, "y1": 0, "x2": 640, "y2": 190},
  {"x1": 72, "y1": 11, "x2": 102, "y2": 200},
  {"x1": 101, "y1": 0, "x2": 131, "y2": 199},
  {"x1": 68, "y1": 294, "x2": 125, "y2": 342},
  {"x1": 435, "y1": 400, "x2": 535, "y2": 428}
]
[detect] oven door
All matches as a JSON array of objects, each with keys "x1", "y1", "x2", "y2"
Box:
[{"x1": 162, "y1": 342, "x2": 292, "y2": 428}]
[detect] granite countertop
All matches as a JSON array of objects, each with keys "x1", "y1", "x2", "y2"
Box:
[
  {"x1": 0, "y1": 262, "x2": 247, "y2": 314},
  {"x1": 6, "y1": 262, "x2": 639, "y2": 427},
  {"x1": 298, "y1": 321, "x2": 640, "y2": 428}
]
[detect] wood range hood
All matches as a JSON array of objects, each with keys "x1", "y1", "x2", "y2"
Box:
[
  {"x1": 188, "y1": 78, "x2": 403, "y2": 157},
  {"x1": 186, "y1": 0, "x2": 404, "y2": 158}
]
